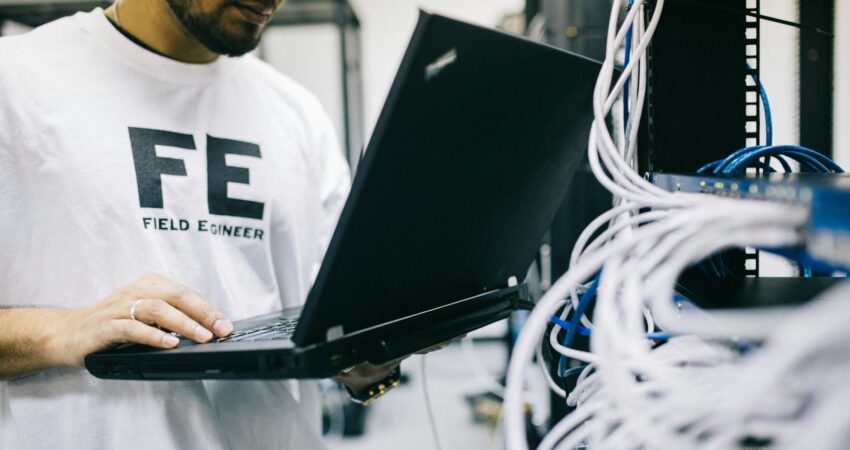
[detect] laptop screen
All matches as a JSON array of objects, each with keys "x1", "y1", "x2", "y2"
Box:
[{"x1": 294, "y1": 11, "x2": 600, "y2": 345}]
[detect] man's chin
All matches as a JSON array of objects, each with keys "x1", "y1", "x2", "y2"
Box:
[
  {"x1": 202, "y1": 31, "x2": 262, "y2": 56},
  {"x1": 166, "y1": 0, "x2": 268, "y2": 57},
  {"x1": 211, "y1": 23, "x2": 263, "y2": 55}
]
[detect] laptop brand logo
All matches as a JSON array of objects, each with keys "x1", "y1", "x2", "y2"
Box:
[{"x1": 425, "y1": 48, "x2": 458, "y2": 81}]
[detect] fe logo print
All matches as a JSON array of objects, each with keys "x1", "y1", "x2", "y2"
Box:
[{"x1": 129, "y1": 127, "x2": 266, "y2": 240}]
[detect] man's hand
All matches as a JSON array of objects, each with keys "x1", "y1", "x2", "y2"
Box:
[
  {"x1": 333, "y1": 360, "x2": 401, "y2": 393},
  {"x1": 332, "y1": 338, "x2": 458, "y2": 393},
  {"x1": 0, "y1": 273, "x2": 233, "y2": 377},
  {"x1": 48, "y1": 273, "x2": 234, "y2": 368}
]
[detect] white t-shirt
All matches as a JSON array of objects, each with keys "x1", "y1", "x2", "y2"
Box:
[{"x1": 0, "y1": 8, "x2": 351, "y2": 450}]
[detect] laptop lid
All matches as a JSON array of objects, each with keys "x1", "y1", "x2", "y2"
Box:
[{"x1": 293, "y1": 11, "x2": 600, "y2": 345}]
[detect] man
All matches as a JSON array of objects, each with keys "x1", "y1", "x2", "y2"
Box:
[{"x1": 0, "y1": 0, "x2": 399, "y2": 448}]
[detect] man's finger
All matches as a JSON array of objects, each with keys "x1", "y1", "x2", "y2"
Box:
[
  {"x1": 132, "y1": 299, "x2": 213, "y2": 343},
  {"x1": 110, "y1": 320, "x2": 180, "y2": 349},
  {"x1": 132, "y1": 273, "x2": 232, "y2": 337}
]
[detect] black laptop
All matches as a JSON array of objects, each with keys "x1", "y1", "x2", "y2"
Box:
[{"x1": 85, "y1": 11, "x2": 600, "y2": 380}]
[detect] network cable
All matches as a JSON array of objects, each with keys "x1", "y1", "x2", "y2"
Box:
[
  {"x1": 698, "y1": 145, "x2": 843, "y2": 278},
  {"x1": 746, "y1": 63, "x2": 773, "y2": 147},
  {"x1": 557, "y1": 274, "x2": 597, "y2": 376},
  {"x1": 501, "y1": 1, "x2": 832, "y2": 448},
  {"x1": 420, "y1": 355, "x2": 443, "y2": 450},
  {"x1": 699, "y1": 145, "x2": 844, "y2": 175},
  {"x1": 623, "y1": 0, "x2": 635, "y2": 130},
  {"x1": 547, "y1": 316, "x2": 674, "y2": 342}
]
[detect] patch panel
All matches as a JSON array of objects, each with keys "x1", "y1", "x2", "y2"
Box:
[{"x1": 654, "y1": 172, "x2": 850, "y2": 270}]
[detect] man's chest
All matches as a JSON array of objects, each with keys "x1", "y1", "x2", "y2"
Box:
[{"x1": 6, "y1": 88, "x2": 316, "y2": 245}]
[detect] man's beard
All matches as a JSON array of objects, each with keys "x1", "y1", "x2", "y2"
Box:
[{"x1": 165, "y1": 0, "x2": 263, "y2": 57}]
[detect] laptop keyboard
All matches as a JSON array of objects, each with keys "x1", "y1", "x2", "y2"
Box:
[{"x1": 216, "y1": 317, "x2": 300, "y2": 342}]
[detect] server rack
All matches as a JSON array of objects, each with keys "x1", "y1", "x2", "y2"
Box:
[
  {"x1": 538, "y1": 0, "x2": 839, "y2": 439},
  {"x1": 538, "y1": 0, "x2": 762, "y2": 433},
  {"x1": 642, "y1": 0, "x2": 759, "y2": 299},
  {"x1": 644, "y1": 0, "x2": 839, "y2": 305}
]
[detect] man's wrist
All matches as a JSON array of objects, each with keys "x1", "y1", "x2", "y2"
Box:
[
  {"x1": 335, "y1": 375, "x2": 372, "y2": 393},
  {"x1": 0, "y1": 307, "x2": 72, "y2": 378},
  {"x1": 343, "y1": 366, "x2": 401, "y2": 405},
  {"x1": 36, "y1": 308, "x2": 74, "y2": 368}
]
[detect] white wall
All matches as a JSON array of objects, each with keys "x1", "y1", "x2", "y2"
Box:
[
  {"x1": 835, "y1": 0, "x2": 850, "y2": 167},
  {"x1": 348, "y1": 0, "x2": 525, "y2": 139},
  {"x1": 758, "y1": 1, "x2": 801, "y2": 276},
  {"x1": 760, "y1": 0, "x2": 800, "y2": 147},
  {"x1": 260, "y1": 24, "x2": 346, "y2": 157}
]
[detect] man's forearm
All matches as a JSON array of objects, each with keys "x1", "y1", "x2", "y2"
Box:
[
  {"x1": 0, "y1": 308, "x2": 65, "y2": 379},
  {"x1": 1, "y1": 274, "x2": 234, "y2": 380}
]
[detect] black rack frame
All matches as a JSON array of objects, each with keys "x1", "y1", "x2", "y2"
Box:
[{"x1": 642, "y1": 0, "x2": 759, "y2": 288}]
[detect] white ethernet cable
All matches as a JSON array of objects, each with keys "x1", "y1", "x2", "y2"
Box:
[
  {"x1": 507, "y1": 197, "x2": 807, "y2": 447},
  {"x1": 512, "y1": 196, "x2": 810, "y2": 449},
  {"x1": 552, "y1": 0, "x2": 690, "y2": 342},
  {"x1": 552, "y1": 208, "x2": 804, "y2": 449},
  {"x1": 553, "y1": 269, "x2": 850, "y2": 449},
  {"x1": 501, "y1": 0, "x2": 840, "y2": 448},
  {"x1": 538, "y1": 0, "x2": 676, "y2": 400}
]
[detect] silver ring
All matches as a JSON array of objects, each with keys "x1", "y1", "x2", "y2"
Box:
[{"x1": 129, "y1": 299, "x2": 145, "y2": 321}]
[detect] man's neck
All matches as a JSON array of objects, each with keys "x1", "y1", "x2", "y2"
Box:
[{"x1": 105, "y1": 0, "x2": 218, "y2": 64}]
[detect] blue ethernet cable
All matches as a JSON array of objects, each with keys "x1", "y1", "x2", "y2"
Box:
[
  {"x1": 557, "y1": 274, "x2": 599, "y2": 376},
  {"x1": 623, "y1": 0, "x2": 635, "y2": 129},
  {"x1": 724, "y1": 150, "x2": 828, "y2": 173},
  {"x1": 746, "y1": 65, "x2": 773, "y2": 147},
  {"x1": 700, "y1": 145, "x2": 843, "y2": 175},
  {"x1": 545, "y1": 285, "x2": 681, "y2": 379},
  {"x1": 747, "y1": 146, "x2": 838, "y2": 171},
  {"x1": 720, "y1": 146, "x2": 842, "y2": 174},
  {"x1": 697, "y1": 145, "x2": 843, "y2": 279},
  {"x1": 721, "y1": 147, "x2": 820, "y2": 172},
  {"x1": 560, "y1": 365, "x2": 589, "y2": 379},
  {"x1": 759, "y1": 75, "x2": 773, "y2": 147},
  {"x1": 645, "y1": 332, "x2": 673, "y2": 341},
  {"x1": 546, "y1": 317, "x2": 676, "y2": 344},
  {"x1": 549, "y1": 315, "x2": 591, "y2": 337},
  {"x1": 545, "y1": 318, "x2": 674, "y2": 379},
  {"x1": 744, "y1": 63, "x2": 772, "y2": 169}
]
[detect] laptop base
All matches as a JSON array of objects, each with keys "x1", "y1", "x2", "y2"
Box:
[{"x1": 85, "y1": 284, "x2": 529, "y2": 380}]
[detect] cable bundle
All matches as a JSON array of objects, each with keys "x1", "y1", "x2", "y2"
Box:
[
  {"x1": 698, "y1": 145, "x2": 844, "y2": 175},
  {"x1": 501, "y1": 1, "x2": 845, "y2": 448}
]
